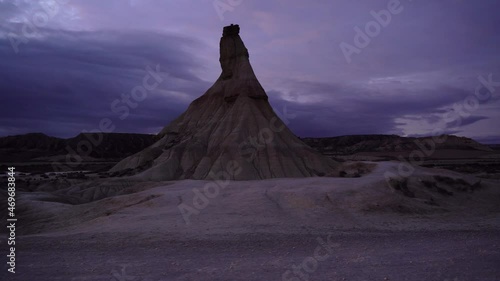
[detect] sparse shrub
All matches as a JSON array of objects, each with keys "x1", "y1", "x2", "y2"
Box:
[
  {"x1": 471, "y1": 180, "x2": 482, "y2": 191},
  {"x1": 432, "y1": 175, "x2": 483, "y2": 193},
  {"x1": 436, "y1": 186, "x2": 453, "y2": 196},
  {"x1": 422, "y1": 179, "x2": 453, "y2": 196},
  {"x1": 388, "y1": 178, "x2": 415, "y2": 198},
  {"x1": 425, "y1": 197, "x2": 439, "y2": 206},
  {"x1": 434, "y1": 175, "x2": 455, "y2": 184},
  {"x1": 422, "y1": 180, "x2": 435, "y2": 188}
]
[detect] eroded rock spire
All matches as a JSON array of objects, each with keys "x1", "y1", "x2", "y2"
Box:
[
  {"x1": 110, "y1": 25, "x2": 339, "y2": 180},
  {"x1": 219, "y1": 24, "x2": 250, "y2": 80}
]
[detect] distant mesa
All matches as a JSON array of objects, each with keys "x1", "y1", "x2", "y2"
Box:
[
  {"x1": 109, "y1": 25, "x2": 340, "y2": 180},
  {"x1": 0, "y1": 132, "x2": 156, "y2": 163},
  {"x1": 0, "y1": 133, "x2": 493, "y2": 164}
]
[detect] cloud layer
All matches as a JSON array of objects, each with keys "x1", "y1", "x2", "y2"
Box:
[{"x1": 1, "y1": 0, "x2": 499, "y2": 143}]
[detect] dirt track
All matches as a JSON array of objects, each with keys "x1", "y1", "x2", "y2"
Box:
[
  {"x1": 4, "y1": 230, "x2": 500, "y2": 281},
  {"x1": 4, "y1": 162, "x2": 500, "y2": 280}
]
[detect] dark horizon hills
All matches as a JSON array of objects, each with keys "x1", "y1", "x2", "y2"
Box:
[
  {"x1": 1, "y1": 131, "x2": 499, "y2": 146},
  {"x1": 0, "y1": 131, "x2": 496, "y2": 163}
]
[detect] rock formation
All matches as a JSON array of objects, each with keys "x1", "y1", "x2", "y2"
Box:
[{"x1": 110, "y1": 24, "x2": 339, "y2": 180}]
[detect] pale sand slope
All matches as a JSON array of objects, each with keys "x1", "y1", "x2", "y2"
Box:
[
  {"x1": 17, "y1": 161, "x2": 500, "y2": 237},
  {"x1": 4, "y1": 161, "x2": 500, "y2": 280}
]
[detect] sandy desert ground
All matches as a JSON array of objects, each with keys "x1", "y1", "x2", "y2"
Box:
[{"x1": 2, "y1": 161, "x2": 500, "y2": 280}]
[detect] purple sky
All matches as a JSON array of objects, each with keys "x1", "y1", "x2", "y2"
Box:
[{"x1": 1, "y1": 0, "x2": 499, "y2": 143}]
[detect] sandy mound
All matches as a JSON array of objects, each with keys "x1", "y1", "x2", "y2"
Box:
[{"x1": 16, "y1": 162, "x2": 500, "y2": 237}]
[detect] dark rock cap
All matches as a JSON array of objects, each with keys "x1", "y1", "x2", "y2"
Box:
[{"x1": 223, "y1": 24, "x2": 240, "y2": 37}]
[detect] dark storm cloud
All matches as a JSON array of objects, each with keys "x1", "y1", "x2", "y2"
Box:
[
  {"x1": 445, "y1": 115, "x2": 490, "y2": 130},
  {"x1": 0, "y1": 1, "x2": 20, "y2": 16},
  {"x1": 267, "y1": 80, "x2": 476, "y2": 137},
  {"x1": 475, "y1": 135, "x2": 500, "y2": 145},
  {"x1": 0, "y1": 28, "x2": 211, "y2": 137}
]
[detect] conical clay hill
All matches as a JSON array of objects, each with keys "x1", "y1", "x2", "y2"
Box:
[{"x1": 110, "y1": 24, "x2": 339, "y2": 180}]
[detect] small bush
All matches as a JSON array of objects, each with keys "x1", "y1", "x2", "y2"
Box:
[{"x1": 389, "y1": 178, "x2": 415, "y2": 198}]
